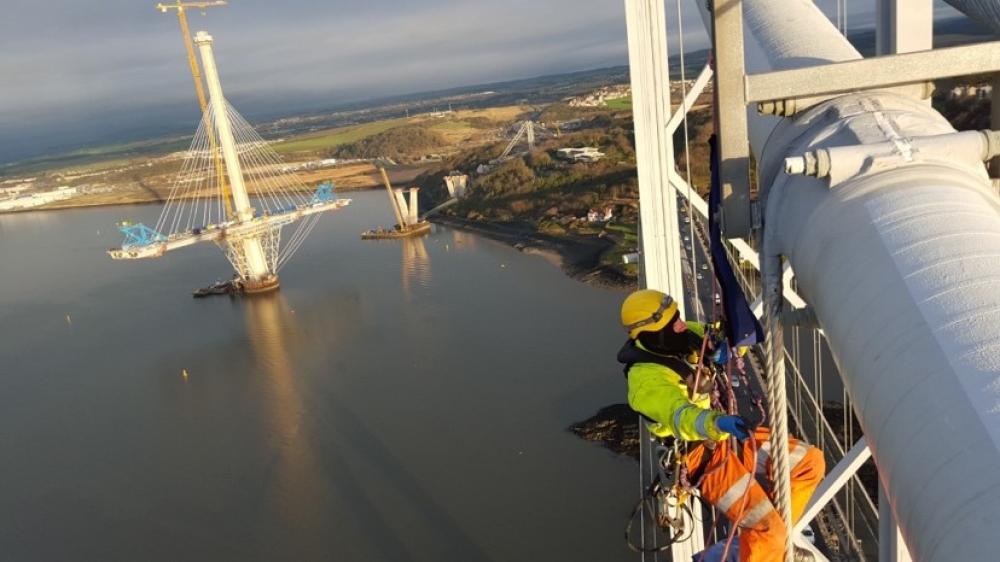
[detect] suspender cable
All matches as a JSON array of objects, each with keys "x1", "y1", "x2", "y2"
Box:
[
  {"x1": 763, "y1": 245, "x2": 793, "y2": 562},
  {"x1": 675, "y1": 0, "x2": 700, "y2": 319}
]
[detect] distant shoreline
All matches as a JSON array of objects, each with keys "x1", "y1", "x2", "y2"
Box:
[
  {"x1": 430, "y1": 215, "x2": 636, "y2": 290},
  {"x1": 0, "y1": 164, "x2": 435, "y2": 216},
  {"x1": 0, "y1": 185, "x2": 384, "y2": 215}
]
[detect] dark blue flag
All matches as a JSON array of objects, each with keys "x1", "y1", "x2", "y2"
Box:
[{"x1": 708, "y1": 135, "x2": 763, "y2": 348}]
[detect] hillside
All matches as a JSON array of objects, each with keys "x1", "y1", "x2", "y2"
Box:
[
  {"x1": 329, "y1": 126, "x2": 448, "y2": 163},
  {"x1": 410, "y1": 99, "x2": 717, "y2": 286},
  {"x1": 415, "y1": 108, "x2": 638, "y2": 283}
]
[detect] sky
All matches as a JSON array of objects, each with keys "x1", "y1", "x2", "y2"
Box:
[{"x1": 0, "y1": 0, "x2": 969, "y2": 163}]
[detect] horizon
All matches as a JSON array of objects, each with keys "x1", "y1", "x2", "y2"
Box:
[{"x1": 0, "y1": 0, "x2": 974, "y2": 166}]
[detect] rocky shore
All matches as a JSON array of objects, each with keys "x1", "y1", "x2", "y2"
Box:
[
  {"x1": 430, "y1": 215, "x2": 637, "y2": 290},
  {"x1": 569, "y1": 403, "x2": 640, "y2": 460}
]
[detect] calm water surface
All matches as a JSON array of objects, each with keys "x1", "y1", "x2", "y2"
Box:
[{"x1": 0, "y1": 191, "x2": 634, "y2": 561}]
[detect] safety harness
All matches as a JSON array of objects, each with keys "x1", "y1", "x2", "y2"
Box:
[
  {"x1": 621, "y1": 329, "x2": 729, "y2": 553},
  {"x1": 617, "y1": 338, "x2": 696, "y2": 380}
]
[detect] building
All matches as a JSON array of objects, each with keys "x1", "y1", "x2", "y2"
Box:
[
  {"x1": 556, "y1": 147, "x2": 605, "y2": 163},
  {"x1": 586, "y1": 206, "x2": 614, "y2": 223},
  {"x1": 0, "y1": 186, "x2": 78, "y2": 212},
  {"x1": 0, "y1": 184, "x2": 31, "y2": 197},
  {"x1": 568, "y1": 85, "x2": 631, "y2": 107}
]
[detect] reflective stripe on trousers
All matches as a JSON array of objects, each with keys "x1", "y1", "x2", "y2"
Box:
[
  {"x1": 754, "y1": 439, "x2": 810, "y2": 478},
  {"x1": 685, "y1": 429, "x2": 825, "y2": 562}
]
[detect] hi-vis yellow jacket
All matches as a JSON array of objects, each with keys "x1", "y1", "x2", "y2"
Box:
[{"x1": 625, "y1": 322, "x2": 729, "y2": 441}]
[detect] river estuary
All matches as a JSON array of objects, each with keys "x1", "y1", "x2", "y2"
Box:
[{"x1": 0, "y1": 190, "x2": 635, "y2": 561}]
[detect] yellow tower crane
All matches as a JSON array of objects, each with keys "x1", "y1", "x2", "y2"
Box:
[{"x1": 156, "y1": 0, "x2": 235, "y2": 220}]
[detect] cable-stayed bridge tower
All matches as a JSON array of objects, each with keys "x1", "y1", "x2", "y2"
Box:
[{"x1": 109, "y1": 31, "x2": 350, "y2": 293}]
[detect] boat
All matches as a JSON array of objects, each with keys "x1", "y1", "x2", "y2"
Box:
[
  {"x1": 361, "y1": 220, "x2": 432, "y2": 240},
  {"x1": 192, "y1": 279, "x2": 239, "y2": 298}
]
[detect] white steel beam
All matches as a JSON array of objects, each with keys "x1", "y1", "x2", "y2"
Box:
[
  {"x1": 665, "y1": 64, "x2": 713, "y2": 135},
  {"x1": 876, "y1": 0, "x2": 933, "y2": 55},
  {"x1": 709, "y1": 0, "x2": 752, "y2": 237},
  {"x1": 793, "y1": 536, "x2": 831, "y2": 562},
  {"x1": 624, "y1": 0, "x2": 686, "y2": 310},
  {"x1": 745, "y1": 40, "x2": 1000, "y2": 104},
  {"x1": 792, "y1": 438, "x2": 872, "y2": 535}
]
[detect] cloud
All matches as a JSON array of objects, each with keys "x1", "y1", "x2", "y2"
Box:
[
  {"x1": 0, "y1": 1, "x2": 632, "y2": 122},
  {"x1": 0, "y1": 0, "x2": 972, "y2": 162},
  {"x1": 0, "y1": 0, "x2": 646, "y2": 160}
]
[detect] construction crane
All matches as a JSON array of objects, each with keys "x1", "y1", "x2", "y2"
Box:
[
  {"x1": 156, "y1": 1, "x2": 234, "y2": 220},
  {"x1": 379, "y1": 167, "x2": 407, "y2": 230},
  {"x1": 156, "y1": 1, "x2": 227, "y2": 114}
]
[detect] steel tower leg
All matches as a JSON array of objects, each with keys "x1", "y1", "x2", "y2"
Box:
[
  {"x1": 624, "y1": 0, "x2": 701, "y2": 560},
  {"x1": 624, "y1": 0, "x2": 685, "y2": 302},
  {"x1": 194, "y1": 31, "x2": 272, "y2": 285}
]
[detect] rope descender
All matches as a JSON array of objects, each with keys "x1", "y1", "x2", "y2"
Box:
[{"x1": 625, "y1": 439, "x2": 698, "y2": 553}]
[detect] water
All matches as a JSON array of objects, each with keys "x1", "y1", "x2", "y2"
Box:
[{"x1": 0, "y1": 191, "x2": 634, "y2": 562}]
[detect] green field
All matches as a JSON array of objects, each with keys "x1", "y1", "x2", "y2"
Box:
[
  {"x1": 272, "y1": 118, "x2": 411, "y2": 154},
  {"x1": 604, "y1": 96, "x2": 632, "y2": 110},
  {"x1": 428, "y1": 120, "x2": 472, "y2": 131}
]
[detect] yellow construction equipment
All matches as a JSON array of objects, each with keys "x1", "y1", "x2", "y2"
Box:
[
  {"x1": 156, "y1": 1, "x2": 234, "y2": 220},
  {"x1": 379, "y1": 167, "x2": 407, "y2": 230}
]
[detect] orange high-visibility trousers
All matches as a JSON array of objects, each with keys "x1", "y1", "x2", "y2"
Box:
[{"x1": 685, "y1": 428, "x2": 824, "y2": 562}]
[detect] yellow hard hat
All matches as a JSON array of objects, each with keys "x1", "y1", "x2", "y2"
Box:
[{"x1": 621, "y1": 289, "x2": 678, "y2": 339}]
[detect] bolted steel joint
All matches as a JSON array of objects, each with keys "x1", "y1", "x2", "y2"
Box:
[{"x1": 784, "y1": 149, "x2": 831, "y2": 178}]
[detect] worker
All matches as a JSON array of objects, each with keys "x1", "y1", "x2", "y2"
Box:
[{"x1": 619, "y1": 289, "x2": 824, "y2": 562}]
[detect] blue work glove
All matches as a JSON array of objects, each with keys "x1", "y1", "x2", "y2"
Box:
[
  {"x1": 715, "y1": 415, "x2": 750, "y2": 442},
  {"x1": 710, "y1": 344, "x2": 731, "y2": 366}
]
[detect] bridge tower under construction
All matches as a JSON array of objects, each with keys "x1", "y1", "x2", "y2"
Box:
[
  {"x1": 193, "y1": 31, "x2": 275, "y2": 291},
  {"x1": 108, "y1": 29, "x2": 350, "y2": 292}
]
